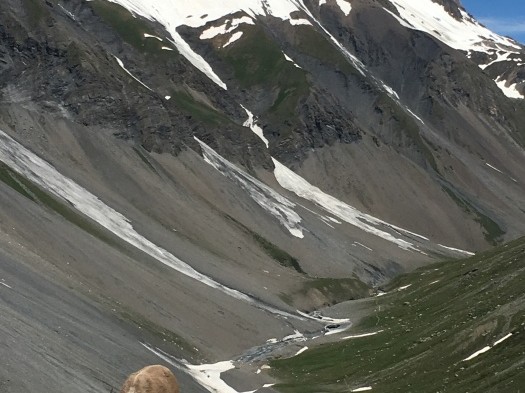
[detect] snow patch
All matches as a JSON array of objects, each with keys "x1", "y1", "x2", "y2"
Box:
[
  {"x1": 382, "y1": 83, "x2": 400, "y2": 100},
  {"x1": 58, "y1": 4, "x2": 76, "y2": 20},
  {"x1": 223, "y1": 31, "x2": 244, "y2": 47},
  {"x1": 195, "y1": 137, "x2": 303, "y2": 238},
  {"x1": 335, "y1": 0, "x2": 352, "y2": 16},
  {"x1": 351, "y1": 387, "x2": 372, "y2": 392},
  {"x1": 462, "y1": 333, "x2": 513, "y2": 362},
  {"x1": 241, "y1": 106, "x2": 269, "y2": 148},
  {"x1": 294, "y1": 346, "x2": 308, "y2": 356},
  {"x1": 144, "y1": 33, "x2": 163, "y2": 41},
  {"x1": 283, "y1": 52, "x2": 302, "y2": 68},
  {"x1": 479, "y1": 51, "x2": 512, "y2": 70},
  {"x1": 495, "y1": 77, "x2": 523, "y2": 99},
  {"x1": 438, "y1": 244, "x2": 475, "y2": 256},
  {"x1": 142, "y1": 344, "x2": 255, "y2": 393},
  {"x1": 342, "y1": 330, "x2": 383, "y2": 340},
  {"x1": 485, "y1": 162, "x2": 503, "y2": 174},
  {"x1": 200, "y1": 16, "x2": 254, "y2": 40},
  {"x1": 493, "y1": 333, "x2": 512, "y2": 346},
  {"x1": 289, "y1": 18, "x2": 312, "y2": 26},
  {"x1": 272, "y1": 159, "x2": 421, "y2": 252},
  {"x1": 114, "y1": 56, "x2": 153, "y2": 91},
  {"x1": 462, "y1": 346, "x2": 491, "y2": 361},
  {"x1": 387, "y1": 0, "x2": 520, "y2": 53}
]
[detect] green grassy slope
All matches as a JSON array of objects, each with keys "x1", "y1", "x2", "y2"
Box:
[{"x1": 272, "y1": 238, "x2": 525, "y2": 392}]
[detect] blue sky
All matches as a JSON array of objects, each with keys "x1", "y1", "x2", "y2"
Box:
[{"x1": 461, "y1": 0, "x2": 525, "y2": 43}]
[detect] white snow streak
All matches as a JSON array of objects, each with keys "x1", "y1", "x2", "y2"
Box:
[
  {"x1": 342, "y1": 330, "x2": 383, "y2": 340},
  {"x1": 294, "y1": 346, "x2": 309, "y2": 356},
  {"x1": 0, "y1": 281, "x2": 12, "y2": 289},
  {"x1": 351, "y1": 387, "x2": 372, "y2": 392},
  {"x1": 194, "y1": 137, "x2": 304, "y2": 238},
  {"x1": 144, "y1": 33, "x2": 163, "y2": 41},
  {"x1": 382, "y1": 83, "x2": 400, "y2": 100},
  {"x1": 272, "y1": 159, "x2": 420, "y2": 251},
  {"x1": 485, "y1": 162, "x2": 503, "y2": 174},
  {"x1": 493, "y1": 333, "x2": 512, "y2": 346},
  {"x1": 462, "y1": 333, "x2": 513, "y2": 361},
  {"x1": 354, "y1": 242, "x2": 373, "y2": 251},
  {"x1": 0, "y1": 129, "x2": 297, "y2": 319},
  {"x1": 437, "y1": 244, "x2": 475, "y2": 256},
  {"x1": 462, "y1": 346, "x2": 491, "y2": 361},
  {"x1": 283, "y1": 52, "x2": 302, "y2": 68},
  {"x1": 241, "y1": 106, "x2": 269, "y2": 148},
  {"x1": 114, "y1": 56, "x2": 153, "y2": 91}
]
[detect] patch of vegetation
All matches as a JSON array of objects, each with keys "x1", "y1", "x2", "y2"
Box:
[
  {"x1": 252, "y1": 232, "x2": 304, "y2": 274},
  {"x1": 22, "y1": 0, "x2": 47, "y2": 26},
  {"x1": 300, "y1": 278, "x2": 370, "y2": 304},
  {"x1": 170, "y1": 91, "x2": 231, "y2": 126},
  {"x1": 293, "y1": 27, "x2": 359, "y2": 77},
  {"x1": 442, "y1": 185, "x2": 505, "y2": 245},
  {"x1": 272, "y1": 237, "x2": 525, "y2": 393},
  {"x1": 90, "y1": 0, "x2": 175, "y2": 56},
  {"x1": 0, "y1": 162, "x2": 36, "y2": 201},
  {"x1": 0, "y1": 161, "x2": 120, "y2": 249},
  {"x1": 224, "y1": 214, "x2": 304, "y2": 274},
  {"x1": 221, "y1": 26, "x2": 310, "y2": 132}
]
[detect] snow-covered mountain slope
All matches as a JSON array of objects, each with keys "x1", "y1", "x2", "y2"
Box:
[
  {"x1": 386, "y1": 0, "x2": 520, "y2": 53},
  {"x1": 102, "y1": 0, "x2": 308, "y2": 88},
  {"x1": 103, "y1": 0, "x2": 525, "y2": 98},
  {"x1": 386, "y1": 0, "x2": 525, "y2": 98}
]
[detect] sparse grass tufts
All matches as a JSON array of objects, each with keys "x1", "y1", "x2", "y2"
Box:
[
  {"x1": 224, "y1": 214, "x2": 304, "y2": 274},
  {"x1": 272, "y1": 237, "x2": 525, "y2": 393},
  {"x1": 0, "y1": 161, "x2": 120, "y2": 248},
  {"x1": 442, "y1": 185, "x2": 505, "y2": 245}
]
